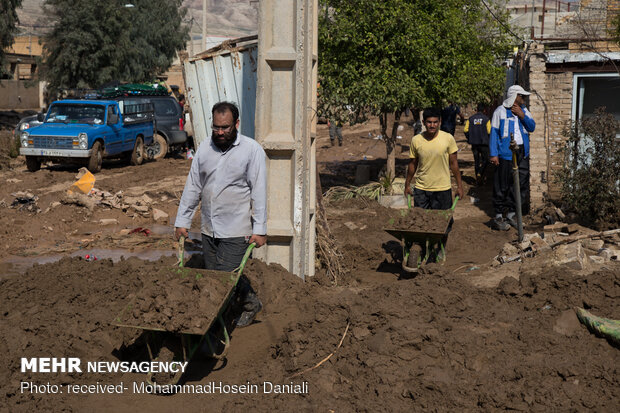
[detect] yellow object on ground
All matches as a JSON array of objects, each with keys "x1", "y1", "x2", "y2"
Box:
[{"x1": 68, "y1": 170, "x2": 96, "y2": 194}]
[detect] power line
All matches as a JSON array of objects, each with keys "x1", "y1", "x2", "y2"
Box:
[{"x1": 480, "y1": 0, "x2": 524, "y2": 41}]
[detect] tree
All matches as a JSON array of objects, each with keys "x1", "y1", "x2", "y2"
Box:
[
  {"x1": 0, "y1": 0, "x2": 23, "y2": 78},
  {"x1": 318, "y1": 0, "x2": 514, "y2": 179},
  {"x1": 42, "y1": 0, "x2": 189, "y2": 96}
]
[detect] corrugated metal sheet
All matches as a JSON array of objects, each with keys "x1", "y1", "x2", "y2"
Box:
[
  {"x1": 546, "y1": 52, "x2": 620, "y2": 64},
  {"x1": 183, "y1": 37, "x2": 258, "y2": 147}
]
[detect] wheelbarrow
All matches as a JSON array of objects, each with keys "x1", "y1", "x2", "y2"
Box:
[
  {"x1": 112, "y1": 237, "x2": 255, "y2": 386},
  {"x1": 384, "y1": 196, "x2": 458, "y2": 273}
]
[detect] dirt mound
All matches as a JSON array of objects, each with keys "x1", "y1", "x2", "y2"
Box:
[
  {"x1": 119, "y1": 268, "x2": 234, "y2": 333},
  {"x1": 390, "y1": 207, "x2": 452, "y2": 232},
  {"x1": 1, "y1": 248, "x2": 619, "y2": 411}
]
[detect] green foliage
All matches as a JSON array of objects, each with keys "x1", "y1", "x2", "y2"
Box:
[
  {"x1": 318, "y1": 0, "x2": 515, "y2": 176},
  {"x1": 0, "y1": 0, "x2": 22, "y2": 77},
  {"x1": 318, "y1": 0, "x2": 513, "y2": 116},
  {"x1": 42, "y1": 0, "x2": 189, "y2": 97},
  {"x1": 556, "y1": 108, "x2": 620, "y2": 229}
]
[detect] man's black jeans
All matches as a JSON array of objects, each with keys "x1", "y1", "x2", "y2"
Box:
[{"x1": 492, "y1": 145, "x2": 530, "y2": 216}]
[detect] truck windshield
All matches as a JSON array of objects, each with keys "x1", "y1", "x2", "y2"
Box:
[{"x1": 46, "y1": 103, "x2": 106, "y2": 125}]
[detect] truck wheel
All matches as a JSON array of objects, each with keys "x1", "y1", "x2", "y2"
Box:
[
  {"x1": 151, "y1": 133, "x2": 168, "y2": 160},
  {"x1": 130, "y1": 137, "x2": 144, "y2": 166},
  {"x1": 87, "y1": 141, "x2": 103, "y2": 173},
  {"x1": 25, "y1": 156, "x2": 41, "y2": 172}
]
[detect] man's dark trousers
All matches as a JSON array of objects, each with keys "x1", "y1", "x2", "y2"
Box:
[
  {"x1": 471, "y1": 144, "x2": 489, "y2": 180},
  {"x1": 413, "y1": 188, "x2": 452, "y2": 210},
  {"x1": 201, "y1": 235, "x2": 258, "y2": 319},
  {"x1": 492, "y1": 145, "x2": 530, "y2": 216}
]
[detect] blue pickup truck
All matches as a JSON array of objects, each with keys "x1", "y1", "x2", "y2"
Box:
[{"x1": 19, "y1": 99, "x2": 154, "y2": 173}]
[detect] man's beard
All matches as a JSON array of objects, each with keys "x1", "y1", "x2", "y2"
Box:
[{"x1": 212, "y1": 127, "x2": 238, "y2": 150}]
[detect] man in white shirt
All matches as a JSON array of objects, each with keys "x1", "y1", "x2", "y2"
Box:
[{"x1": 174, "y1": 101, "x2": 267, "y2": 327}]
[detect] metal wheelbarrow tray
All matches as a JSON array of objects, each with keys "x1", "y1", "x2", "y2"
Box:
[
  {"x1": 384, "y1": 197, "x2": 458, "y2": 272},
  {"x1": 112, "y1": 241, "x2": 255, "y2": 386}
]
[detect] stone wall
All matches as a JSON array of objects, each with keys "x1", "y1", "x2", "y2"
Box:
[{"x1": 0, "y1": 80, "x2": 44, "y2": 110}]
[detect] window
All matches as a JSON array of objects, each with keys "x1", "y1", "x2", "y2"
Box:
[
  {"x1": 152, "y1": 99, "x2": 179, "y2": 116},
  {"x1": 573, "y1": 73, "x2": 620, "y2": 124}
]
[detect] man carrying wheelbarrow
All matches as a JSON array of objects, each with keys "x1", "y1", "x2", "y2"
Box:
[
  {"x1": 174, "y1": 101, "x2": 267, "y2": 328},
  {"x1": 404, "y1": 107, "x2": 464, "y2": 208}
]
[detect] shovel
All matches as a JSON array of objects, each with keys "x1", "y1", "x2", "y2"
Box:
[{"x1": 510, "y1": 134, "x2": 524, "y2": 242}]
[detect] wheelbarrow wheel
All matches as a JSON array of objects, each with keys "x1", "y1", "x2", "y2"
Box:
[{"x1": 407, "y1": 244, "x2": 422, "y2": 268}]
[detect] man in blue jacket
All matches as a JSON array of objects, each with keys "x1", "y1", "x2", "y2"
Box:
[{"x1": 489, "y1": 85, "x2": 536, "y2": 231}]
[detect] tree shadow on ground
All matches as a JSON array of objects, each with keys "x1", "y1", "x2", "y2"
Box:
[{"x1": 319, "y1": 157, "x2": 410, "y2": 191}]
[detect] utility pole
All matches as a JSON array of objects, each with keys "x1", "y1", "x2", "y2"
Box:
[{"x1": 202, "y1": 0, "x2": 208, "y2": 51}]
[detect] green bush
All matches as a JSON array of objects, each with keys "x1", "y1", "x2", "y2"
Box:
[{"x1": 556, "y1": 108, "x2": 620, "y2": 229}]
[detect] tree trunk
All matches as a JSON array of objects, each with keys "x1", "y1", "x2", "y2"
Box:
[{"x1": 384, "y1": 110, "x2": 402, "y2": 185}]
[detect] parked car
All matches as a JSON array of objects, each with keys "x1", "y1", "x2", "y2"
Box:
[
  {"x1": 114, "y1": 95, "x2": 187, "y2": 159},
  {"x1": 19, "y1": 100, "x2": 154, "y2": 173},
  {"x1": 14, "y1": 113, "x2": 44, "y2": 139}
]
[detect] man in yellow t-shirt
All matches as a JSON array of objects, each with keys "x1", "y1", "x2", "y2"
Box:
[{"x1": 404, "y1": 107, "x2": 464, "y2": 209}]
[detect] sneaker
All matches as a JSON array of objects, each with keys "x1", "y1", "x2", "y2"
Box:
[
  {"x1": 491, "y1": 217, "x2": 510, "y2": 231},
  {"x1": 338, "y1": 140, "x2": 342, "y2": 146},
  {"x1": 330, "y1": 139, "x2": 335, "y2": 147}
]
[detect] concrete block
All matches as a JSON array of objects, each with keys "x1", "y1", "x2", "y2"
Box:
[
  {"x1": 378, "y1": 195, "x2": 407, "y2": 209},
  {"x1": 152, "y1": 208, "x2": 169, "y2": 223},
  {"x1": 502, "y1": 243, "x2": 519, "y2": 256},
  {"x1": 581, "y1": 239, "x2": 604, "y2": 252},
  {"x1": 554, "y1": 243, "x2": 589, "y2": 270},
  {"x1": 598, "y1": 248, "x2": 619, "y2": 261}
]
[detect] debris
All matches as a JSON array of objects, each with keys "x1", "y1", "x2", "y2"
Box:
[
  {"x1": 597, "y1": 248, "x2": 619, "y2": 261},
  {"x1": 581, "y1": 239, "x2": 604, "y2": 252},
  {"x1": 61, "y1": 192, "x2": 95, "y2": 212},
  {"x1": 544, "y1": 222, "x2": 569, "y2": 232},
  {"x1": 50, "y1": 201, "x2": 61, "y2": 209},
  {"x1": 152, "y1": 208, "x2": 169, "y2": 223},
  {"x1": 6, "y1": 178, "x2": 21, "y2": 183},
  {"x1": 530, "y1": 236, "x2": 550, "y2": 252},
  {"x1": 343, "y1": 221, "x2": 358, "y2": 230},
  {"x1": 10, "y1": 192, "x2": 40, "y2": 213},
  {"x1": 133, "y1": 205, "x2": 149, "y2": 213},
  {"x1": 99, "y1": 218, "x2": 119, "y2": 226},
  {"x1": 555, "y1": 207, "x2": 566, "y2": 220},
  {"x1": 554, "y1": 243, "x2": 589, "y2": 270},
  {"x1": 501, "y1": 243, "x2": 519, "y2": 256},
  {"x1": 84, "y1": 254, "x2": 98, "y2": 262},
  {"x1": 68, "y1": 168, "x2": 96, "y2": 194},
  {"x1": 129, "y1": 227, "x2": 151, "y2": 236}
]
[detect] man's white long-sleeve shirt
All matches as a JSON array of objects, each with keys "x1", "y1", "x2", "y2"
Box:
[{"x1": 174, "y1": 133, "x2": 267, "y2": 238}]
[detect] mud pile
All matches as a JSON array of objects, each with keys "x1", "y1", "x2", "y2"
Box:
[
  {"x1": 120, "y1": 268, "x2": 234, "y2": 333},
  {"x1": 1, "y1": 247, "x2": 618, "y2": 411},
  {"x1": 390, "y1": 207, "x2": 452, "y2": 232}
]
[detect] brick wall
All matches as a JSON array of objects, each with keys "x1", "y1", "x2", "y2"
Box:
[{"x1": 527, "y1": 43, "x2": 575, "y2": 209}]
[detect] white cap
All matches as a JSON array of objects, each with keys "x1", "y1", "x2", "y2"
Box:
[{"x1": 503, "y1": 85, "x2": 531, "y2": 108}]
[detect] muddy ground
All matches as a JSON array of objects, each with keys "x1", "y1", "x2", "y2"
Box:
[{"x1": 0, "y1": 120, "x2": 618, "y2": 412}]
